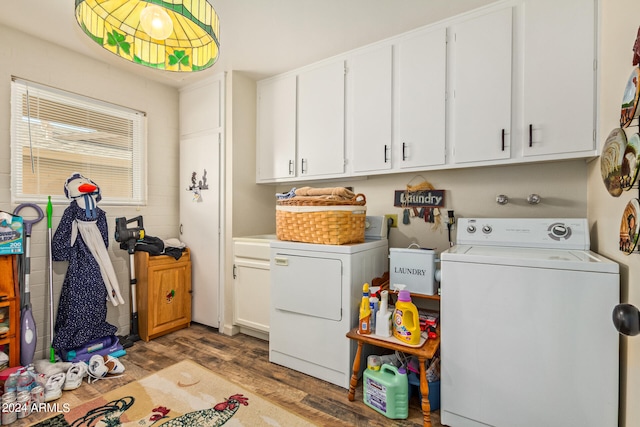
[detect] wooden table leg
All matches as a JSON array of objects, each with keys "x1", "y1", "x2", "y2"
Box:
[
  {"x1": 418, "y1": 356, "x2": 432, "y2": 427},
  {"x1": 348, "y1": 341, "x2": 364, "y2": 401}
]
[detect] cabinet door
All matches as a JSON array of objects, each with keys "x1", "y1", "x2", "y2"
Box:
[
  {"x1": 179, "y1": 131, "x2": 220, "y2": 328},
  {"x1": 147, "y1": 260, "x2": 192, "y2": 337},
  {"x1": 396, "y1": 27, "x2": 447, "y2": 169},
  {"x1": 256, "y1": 75, "x2": 297, "y2": 181},
  {"x1": 297, "y1": 60, "x2": 345, "y2": 177},
  {"x1": 234, "y1": 259, "x2": 270, "y2": 333},
  {"x1": 521, "y1": 0, "x2": 596, "y2": 156},
  {"x1": 349, "y1": 45, "x2": 393, "y2": 174},
  {"x1": 179, "y1": 76, "x2": 223, "y2": 137},
  {"x1": 449, "y1": 7, "x2": 512, "y2": 164}
]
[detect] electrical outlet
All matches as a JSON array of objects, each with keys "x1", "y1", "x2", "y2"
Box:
[{"x1": 385, "y1": 214, "x2": 398, "y2": 228}]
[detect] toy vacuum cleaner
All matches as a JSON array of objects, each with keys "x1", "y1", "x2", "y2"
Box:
[
  {"x1": 114, "y1": 216, "x2": 145, "y2": 348},
  {"x1": 13, "y1": 203, "x2": 44, "y2": 366}
]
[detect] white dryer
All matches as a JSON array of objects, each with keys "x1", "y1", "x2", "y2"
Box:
[
  {"x1": 440, "y1": 218, "x2": 619, "y2": 427},
  {"x1": 269, "y1": 238, "x2": 388, "y2": 389}
]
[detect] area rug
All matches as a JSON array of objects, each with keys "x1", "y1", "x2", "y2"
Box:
[{"x1": 33, "y1": 359, "x2": 317, "y2": 426}]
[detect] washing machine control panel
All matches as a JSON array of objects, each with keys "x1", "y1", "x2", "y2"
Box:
[{"x1": 456, "y1": 218, "x2": 589, "y2": 249}]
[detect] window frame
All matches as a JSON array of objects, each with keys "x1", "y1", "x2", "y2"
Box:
[{"x1": 10, "y1": 77, "x2": 147, "y2": 206}]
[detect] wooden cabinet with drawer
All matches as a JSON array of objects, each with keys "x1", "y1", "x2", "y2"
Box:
[{"x1": 134, "y1": 249, "x2": 191, "y2": 341}]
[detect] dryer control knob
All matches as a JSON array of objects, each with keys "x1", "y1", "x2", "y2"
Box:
[
  {"x1": 467, "y1": 225, "x2": 476, "y2": 233},
  {"x1": 549, "y1": 223, "x2": 571, "y2": 239},
  {"x1": 482, "y1": 225, "x2": 492, "y2": 234}
]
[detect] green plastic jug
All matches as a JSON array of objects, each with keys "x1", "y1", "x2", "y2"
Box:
[{"x1": 363, "y1": 363, "x2": 409, "y2": 419}]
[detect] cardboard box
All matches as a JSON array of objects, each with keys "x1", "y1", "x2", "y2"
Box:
[
  {"x1": 389, "y1": 247, "x2": 437, "y2": 295},
  {"x1": 0, "y1": 211, "x2": 23, "y2": 255}
]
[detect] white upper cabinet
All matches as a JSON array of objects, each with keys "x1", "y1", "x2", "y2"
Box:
[
  {"x1": 449, "y1": 6, "x2": 513, "y2": 164},
  {"x1": 348, "y1": 27, "x2": 447, "y2": 175},
  {"x1": 256, "y1": 75, "x2": 297, "y2": 181},
  {"x1": 396, "y1": 26, "x2": 447, "y2": 169},
  {"x1": 348, "y1": 44, "x2": 393, "y2": 174},
  {"x1": 256, "y1": 59, "x2": 346, "y2": 183},
  {"x1": 297, "y1": 59, "x2": 346, "y2": 178},
  {"x1": 520, "y1": 0, "x2": 596, "y2": 157},
  {"x1": 255, "y1": 0, "x2": 599, "y2": 183},
  {"x1": 180, "y1": 75, "x2": 223, "y2": 136}
]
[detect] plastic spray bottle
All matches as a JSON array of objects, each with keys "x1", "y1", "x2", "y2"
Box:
[
  {"x1": 359, "y1": 283, "x2": 372, "y2": 334},
  {"x1": 375, "y1": 290, "x2": 392, "y2": 337},
  {"x1": 393, "y1": 288, "x2": 420, "y2": 345},
  {"x1": 369, "y1": 295, "x2": 379, "y2": 332}
]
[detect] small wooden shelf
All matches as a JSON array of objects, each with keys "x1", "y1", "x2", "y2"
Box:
[
  {"x1": 346, "y1": 325, "x2": 440, "y2": 427},
  {"x1": 0, "y1": 255, "x2": 20, "y2": 368}
]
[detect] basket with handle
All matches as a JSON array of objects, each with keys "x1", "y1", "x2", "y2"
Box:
[{"x1": 276, "y1": 194, "x2": 367, "y2": 245}]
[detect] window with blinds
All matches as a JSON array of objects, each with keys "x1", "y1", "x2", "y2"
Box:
[{"x1": 10, "y1": 78, "x2": 147, "y2": 205}]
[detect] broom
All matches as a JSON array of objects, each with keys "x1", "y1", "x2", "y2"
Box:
[{"x1": 47, "y1": 196, "x2": 55, "y2": 363}]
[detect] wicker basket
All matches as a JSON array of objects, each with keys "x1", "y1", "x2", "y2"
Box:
[{"x1": 276, "y1": 194, "x2": 367, "y2": 245}]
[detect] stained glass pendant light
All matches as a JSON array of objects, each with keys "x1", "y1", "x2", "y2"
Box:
[{"x1": 75, "y1": 0, "x2": 220, "y2": 72}]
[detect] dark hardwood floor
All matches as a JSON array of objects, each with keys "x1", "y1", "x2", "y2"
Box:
[{"x1": 19, "y1": 323, "x2": 442, "y2": 426}]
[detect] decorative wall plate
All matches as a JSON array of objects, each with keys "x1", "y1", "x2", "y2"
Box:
[
  {"x1": 620, "y1": 198, "x2": 640, "y2": 254},
  {"x1": 621, "y1": 68, "x2": 640, "y2": 128},
  {"x1": 601, "y1": 128, "x2": 628, "y2": 196},
  {"x1": 622, "y1": 132, "x2": 640, "y2": 190}
]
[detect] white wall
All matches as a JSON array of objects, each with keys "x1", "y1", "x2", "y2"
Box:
[
  {"x1": 0, "y1": 24, "x2": 180, "y2": 357},
  {"x1": 274, "y1": 160, "x2": 588, "y2": 255},
  {"x1": 588, "y1": 1, "x2": 640, "y2": 425}
]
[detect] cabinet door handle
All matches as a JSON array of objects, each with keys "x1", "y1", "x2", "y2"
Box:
[
  {"x1": 402, "y1": 142, "x2": 407, "y2": 161},
  {"x1": 233, "y1": 264, "x2": 237, "y2": 279},
  {"x1": 384, "y1": 145, "x2": 389, "y2": 163},
  {"x1": 301, "y1": 158, "x2": 307, "y2": 174},
  {"x1": 501, "y1": 129, "x2": 505, "y2": 151},
  {"x1": 179, "y1": 224, "x2": 183, "y2": 235},
  {"x1": 288, "y1": 160, "x2": 294, "y2": 175},
  {"x1": 529, "y1": 124, "x2": 533, "y2": 147}
]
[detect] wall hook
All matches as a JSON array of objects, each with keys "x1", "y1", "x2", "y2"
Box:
[
  {"x1": 496, "y1": 195, "x2": 509, "y2": 205},
  {"x1": 527, "y1": 194, "x2": 541, "y2": 204}
]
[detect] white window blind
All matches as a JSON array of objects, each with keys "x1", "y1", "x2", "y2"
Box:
[{"x1": 11, "y1": 78, "x2": 147, "y2": 205}]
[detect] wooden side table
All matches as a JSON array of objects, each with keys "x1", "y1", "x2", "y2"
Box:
[{"x1": 346, "y1": 326, "x2": 440, "y2": 427}]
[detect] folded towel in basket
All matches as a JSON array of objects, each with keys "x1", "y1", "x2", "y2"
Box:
[
  {"x1": 276, "y1": 187, "x2": 297, "y2": 200},
  {"x1": 294, "y1": 186, "x2": 355, "y2": 200}
]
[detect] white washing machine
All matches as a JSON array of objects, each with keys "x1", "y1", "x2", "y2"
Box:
[
  {"x1": 440, "y1": 218, "x2": 619, "y2": 427},
  {"x1": 269, "y1": 236, "x2": 388, "y2": 389}
]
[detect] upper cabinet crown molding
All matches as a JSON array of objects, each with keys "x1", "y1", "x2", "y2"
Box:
[{"x1": 256, "y1": 0, "x2": 598, "y2": 184}]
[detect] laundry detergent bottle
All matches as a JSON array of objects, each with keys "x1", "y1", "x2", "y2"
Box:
[
  {"x1": 393, "y1": 289, "x2": 420, "y2": 345},
  {"x1": 363, "y1": 363, "x2": 409, "y2": 419}
]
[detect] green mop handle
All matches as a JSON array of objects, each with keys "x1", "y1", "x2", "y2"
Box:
[{"x1": 47, "y1": 196, "x2": 55, "y2": 363}]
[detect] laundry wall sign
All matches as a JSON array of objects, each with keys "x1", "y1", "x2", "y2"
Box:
[{"x1": 394, "y1": 190, "x2": 445, "y2": 208}]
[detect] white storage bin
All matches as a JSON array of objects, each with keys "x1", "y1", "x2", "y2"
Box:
[{"x1": 389, "y1": 247, "x2": 437, "y2": 295}]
